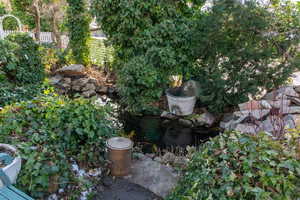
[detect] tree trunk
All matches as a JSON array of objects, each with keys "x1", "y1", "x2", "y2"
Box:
[
  {"x1": 52, "y1": 15, "x2": 62, "y2": 48},
  {"x1": 33, "y1": 2, "x2": 41, "y2": 42}
]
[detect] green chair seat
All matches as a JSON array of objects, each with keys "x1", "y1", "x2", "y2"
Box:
[
  {"x1": 0, "y1": 169, "x2": 33, "y2": 200},
  {"x1": 0, "y1": 186, "x2": 34, "y2": 200}
]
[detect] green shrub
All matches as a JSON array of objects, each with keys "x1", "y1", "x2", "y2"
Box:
[
  {"x1": 167, "y1": 131, "x2": 300, "y2": 200},
  {"x1": 92, "y1": 0, "x2": 200, "y2": 113},
  {"x1": 118, "y1": 56, "x2": 163, "y2": 113},
  {"x1": 66, "y1": 0, "x2": 91, "y2": 65},
  {"x1": 0, "y1": 39, "x2": 18, "y2": 72},
  {"x1": 0, "y1": 79, "x2": 53, "y2": 107},
  {"x1": 0, "y1": 3, "x2": 19, "y2": 30},
  {"x1": 0, "y1": 2, "x2": 5, "y2": 15},
  {"x1": 0, "y1": 33, "x2": 45, "y2": 84},
  {"x1": 39, "y1": 43, "x2": 70, "y2": 72},
  {"x1": 93, "y1": 0, "x2": 299, "y2": 113},
  {"x1": 190, "y1": 0, "x2": 300, "y2": 112},
  {"x1": 0, "y1": 96, "x2": 117, "y2": 198}
]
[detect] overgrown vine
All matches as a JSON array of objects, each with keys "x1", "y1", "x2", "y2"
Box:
[{"x1": 66, "y1": 0, "x2": 91, "y2": 65}]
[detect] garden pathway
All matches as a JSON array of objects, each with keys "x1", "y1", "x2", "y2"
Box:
[{"x1": 94, "y1": 176, "x2": 162, "y2": 200}]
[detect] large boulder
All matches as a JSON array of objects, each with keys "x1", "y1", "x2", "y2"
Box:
[
  {"x1": 283, "y1": 115, "x2": 296, "y2": 129},
  {"x1": 72, "y1": 78, "x2": 89, "y2": 87},
  {"x1": 56, "y1": 64, "x2": 85, "y2": 76},
  {"x1": 282, "y1": 106, "x2": 300, "y2": 114},
  {"x1": 126, "y1": 154, "x2": 179, "y2": 198},
  {"x1": 233, "y1": 109, "x2": 270, "y2": 120},
  {"x1": 294, "y1": 85, "x2": 300, "y2": 93},
  {"x1": 260, "y1": 116, "x2": 285, "y2": 134},
  {"x1": 82, "y1": 90, "x2": 96, "y2": 98},
  {"x1": 235, "y1": 123, "x2": 260, "y2": 134},
  {"x1": 239, "y1": 100, "x2": 273, "y2": 111},
  {"x1": 82, "y1": 83, "x2": 96, "y2": 92},
  {"x1": 263, "y1": 86, "x2": 299, "y2": 100},
  {"x1": 267, "y1": 99, "x2": 290, "y2": 109},
  {"x1": 292, "y1": 114, "x2": 300, "y2": 127},
  {"x1": 49, "y1": 74, "x2": 63, "y2": 85},
  {"x1": 96, "y1": 85, "x2": 108, "y2": 93},
  {"x1": 290, "y1": 72, "x2": 300, "y2": 86},
  {"x1": 161, "y1": 111, "x2": 178, "y2": 120},
  {"x1": 289, "y1": 97, "x2": 300, "y2": 106},
  {"x1": 221, "y1": 84, "x2": 300, "y2": 135},
  {"x1": 62, "y1": 77, "x2": 71, "y2": 85},
  {"x1": 189, "y1": 112, "x2": 216, "y2": 127},
  {"x1": 239, "y1": 100, "x2": 262, "y2": 110}
]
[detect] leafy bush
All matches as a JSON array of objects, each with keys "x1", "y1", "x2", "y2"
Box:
[
  {"x1": 93, "y1": 0, "x2": 299, "y2": 113},
  {"x1": 118, "y1": 56, "x2": 163, "y2": 113},
  {"x1": 0, "y1": 79, "x2": 53, "y2": 107},
  {"x1": 190, "y1": 0, "x2": 300, "y2": 112},
  {"x1": 167, "y1": 131, "x2": 300, "y2": 200},
  {"x1": 0, "y1": 2, "x2": 5, "y2": 15},
  {"x1": 0, "y1": 39, "x2": 18, "y2": 71},
  {"x1": 92, "y1": 0, "x2": 204, "y2": 113},
  {"x1": 0, "y1": 33, "x2": 45, "y2": 84},
  {"x1": 0, "y1": 3, "x2": 19, "y2": 30},
  {"x1": 66, "y1": 0, "x2": 91, "y2": 65},
  {"x1": 0, "y1": 96, "x2": 117, "y2": 198},
  {"x1": 39, "y1": 43, "x2": 70, "y2": 72}
]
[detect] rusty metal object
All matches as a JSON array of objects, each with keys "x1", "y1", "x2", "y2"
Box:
[{"x1": 106, "y1": 137, "x2": 133, "y2": 177}]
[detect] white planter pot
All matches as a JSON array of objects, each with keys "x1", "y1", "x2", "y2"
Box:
[
  {"x1": 0, "y1": 144, "x2": 21, "y2": 188},
  {"x1": 166, "y1": 88, "x2": 196, "y2": 116}
]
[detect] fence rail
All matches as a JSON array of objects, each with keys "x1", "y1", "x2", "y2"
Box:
[
  {"x1": 1, "y1": 30, "x2": 53, "y2": 43},
  {"x1": 1, "y1": 30, "x2": 107, "y2": 49}
]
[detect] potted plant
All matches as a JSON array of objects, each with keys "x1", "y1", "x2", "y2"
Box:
[
  {"x1": 0, "y1": 144, "x2": 21, "y2": 187},
  {"x1": 166, "y1": 80, "x2": 199, "y2": 116}
]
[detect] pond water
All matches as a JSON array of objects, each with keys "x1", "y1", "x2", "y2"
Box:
[
  {"x1": 122, "y1": 114, "x2": 220, "y2": 153},
  {"x1": 95, "y1": 96, "x2": 220, "y2": 153}
]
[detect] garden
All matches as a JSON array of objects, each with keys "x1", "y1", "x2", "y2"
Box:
[{"x1": 0, "y1": 0, "x2": 300, "y2": 199}]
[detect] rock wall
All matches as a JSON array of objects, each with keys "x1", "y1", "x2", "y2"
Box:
[
  {"x1": 220, "y1": 86, "x2": 300, "y2": 136},
  {"x1": 49, "y1": 64, "x2": 116, "y2": 98}
]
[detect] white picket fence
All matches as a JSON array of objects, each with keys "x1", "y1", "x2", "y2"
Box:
[
  {"x1": 1, "y1": 30, "x2": 105, "y2": 49},
  {"x1": 1, "y1": 30, "x2": 53, "y2": 43}
]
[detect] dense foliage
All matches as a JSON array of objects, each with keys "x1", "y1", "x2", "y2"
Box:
[
  {"x1": 66, "y1": 0, "x2": 91, "y2": 65},
  {"x1": 89, "y1": 38, "x2": 114, "y2": 68},
  {"x1": 93, "y1": 0, "x2": 300, "y2": 113},
  {"x1": 190, "y1": 0, "x2": 300, "y2": 112},
  {"x1": 0, "y1": 79, "x2": 53, "y2": 107},
  {"x1": 118, "y1": 56, "x2": 164, "y2": 112},
  {"x1": 11, "y1": 0, "x2": 53, "y2": 32},
  {"x1": 0, "y1": 2, "x2": 5, "y2": 15},
  {"x1": 39, "y1": 43, "x2": 70, "y2": 71},
  {"x1": 0, "y1": 96, "x2": 117, "y2": 198},
  {"x1": 0, "y1": 33, "x2": 45, "y2": 84},
  {"x1": 167, "y1": 131, "x2": 300, "y2": 200},
  {"x1": 92, "y1": 0, "x2": 203, "y2": 113},
  {"x1": 0, "y1": 3, "x2": 19, "y2": 30}
]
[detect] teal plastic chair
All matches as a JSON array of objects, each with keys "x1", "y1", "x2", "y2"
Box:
[{"x1": 0, "y1": 169, "x2": 34, "y2": 200}]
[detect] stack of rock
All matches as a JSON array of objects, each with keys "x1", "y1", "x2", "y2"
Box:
[
  {"x1": 161, "y1": 111, "x2": 216, "y2": 129},
  {"x1": 220, "y1": 86, "x2": 300, "y2": 134},
  {"x1": 49, "y1": 64, "x2": 116, "y2": 98}
]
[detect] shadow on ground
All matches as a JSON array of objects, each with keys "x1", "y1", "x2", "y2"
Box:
[{"x1": 94, "y1": 176, "x2": 162, "y2": 200}]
